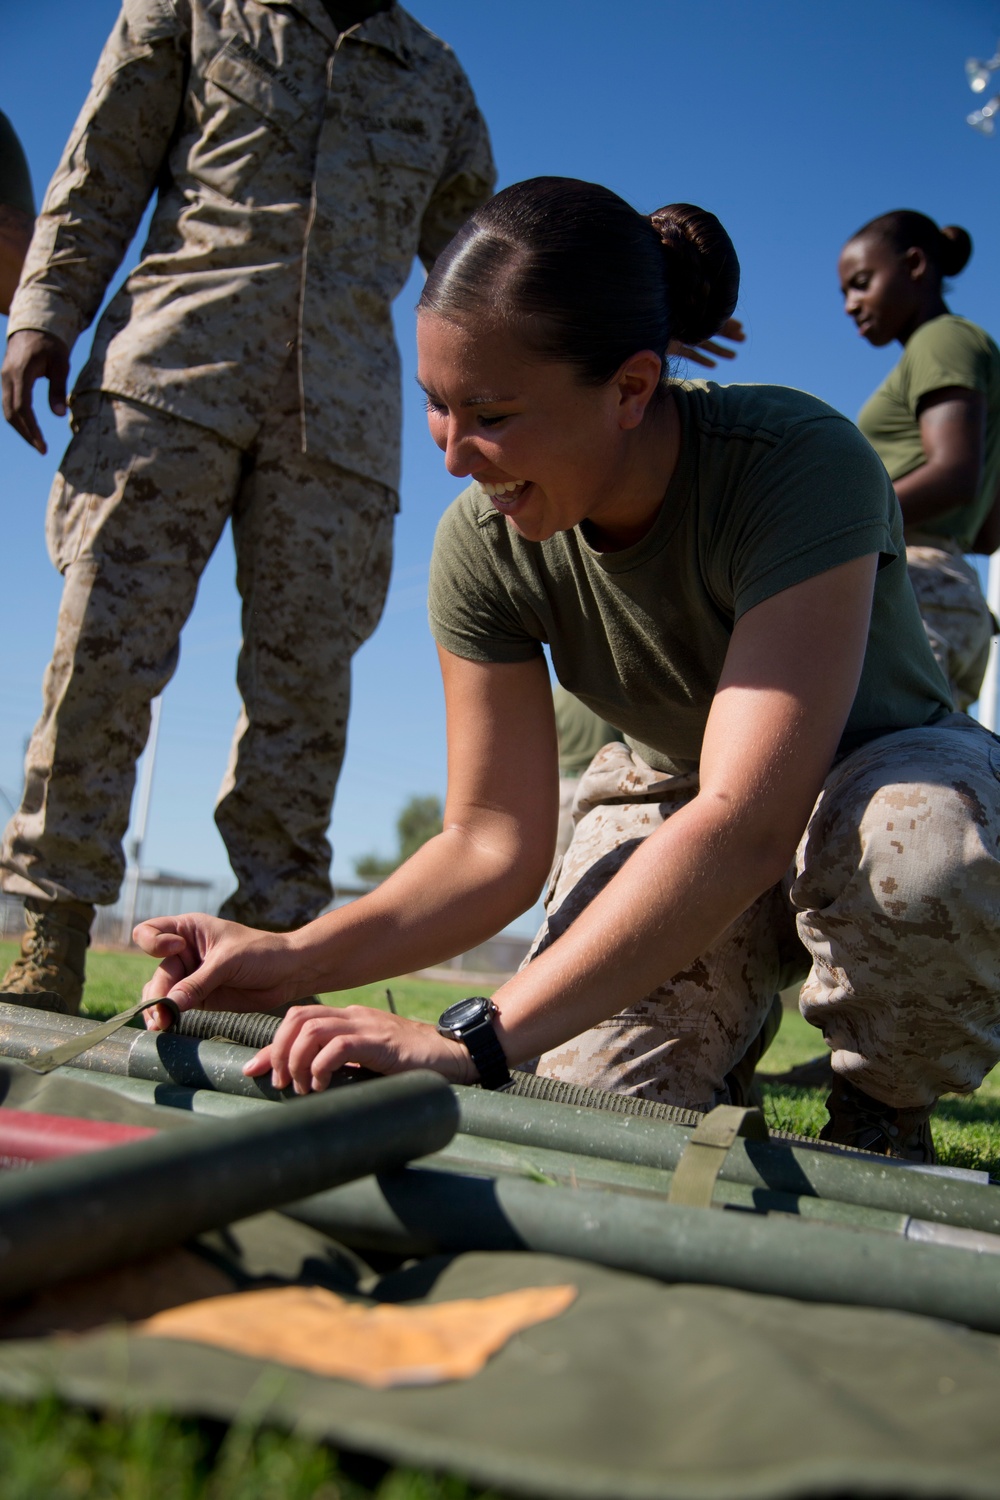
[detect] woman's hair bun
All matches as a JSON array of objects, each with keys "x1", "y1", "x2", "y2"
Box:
[
  {"x1": 939, "y1": 224, "x2": 972, "y2": 278},
  {"x1": 850, "y1": 210, "x2": 973, "y2": 281},
  {"x1": 649, "y1": 203, "x2": 740, "y2": 346}
]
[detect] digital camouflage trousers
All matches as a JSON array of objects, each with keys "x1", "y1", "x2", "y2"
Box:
[
  {"x1": 527, "y1": 716, "x2": 1000, "y2": 1112},
  {"x1": 1, "y1": 381, "x2": 396, "y2": 929},
  {"x1": 906, "y1": 537, "x2": 996, "y2": 712}
]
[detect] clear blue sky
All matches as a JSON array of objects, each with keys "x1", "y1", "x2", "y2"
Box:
[{"x1": 2, "y1": 0, "x2": 999, "y2": 932}]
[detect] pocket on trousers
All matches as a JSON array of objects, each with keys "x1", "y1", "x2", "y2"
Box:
[
  {"x1": 343, "y1": 502, "x2": 395, "y2": 653},
  {"x1": 45, "y1": 410, "x2": 110, "y2": 573}
]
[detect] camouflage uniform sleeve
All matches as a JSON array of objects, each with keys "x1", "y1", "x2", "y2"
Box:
[
  {"x1": 7, "y1": 0, "x2": 187, "y2": 352},
  {"x1": 416, "y1": 82, "x2": 495, "y2": 272}
]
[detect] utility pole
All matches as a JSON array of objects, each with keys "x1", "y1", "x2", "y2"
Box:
[
  {"x1": 965, "y1": 42, "x2": 1000, "y2": 731},
  {"x1": 120, "y1": 696, "x2": 163, "y2": 945}
]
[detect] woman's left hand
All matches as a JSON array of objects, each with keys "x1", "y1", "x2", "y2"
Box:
[
  {"x1": 669, "y1": 316, "x2": 746, "y2": 369},
  {"x1": 242, "y1": 1003, "x2": 476, "y2": 1093}
]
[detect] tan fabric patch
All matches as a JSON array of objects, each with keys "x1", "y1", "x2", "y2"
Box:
[{"x1": 139, "y1": 1283, "x2": 577, "y2": 1388}]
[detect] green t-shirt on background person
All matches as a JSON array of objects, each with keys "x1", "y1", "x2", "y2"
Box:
[
  {"x1": 429, "y1": 382, "x2": 951, "y2": 778},
  {"x1": 553, "y1": 686, "x2": 623, "y2": 779},
  {"x1": 857, "y1": 314, "x2": 1000, "y2": 550}
]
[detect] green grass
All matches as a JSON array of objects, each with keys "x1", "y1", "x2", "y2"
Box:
[
  {"x1": 0, "y1": 939, "x2": 480, "y2": 1024},
  {"x1": 758, "y1": 1001, "x2": 1000, "y2": 1178},
  {"x1": 3, "y1": 944, "x2": 1000, "y2": 1495},
  {"x1": 0, "y1": 1396, "x2": 499, "y2": 1500}
]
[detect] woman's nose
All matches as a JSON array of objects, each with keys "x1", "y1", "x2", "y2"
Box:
[{"x1": 444, "y1": 424, "x2": 482, "y2": 478}]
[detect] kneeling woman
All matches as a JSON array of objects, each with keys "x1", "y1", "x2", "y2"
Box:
[{"x1": 137, "y1": 179, "x2": 1000, "y2": 1163}]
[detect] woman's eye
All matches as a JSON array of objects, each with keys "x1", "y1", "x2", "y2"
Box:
[
  {"x1": 424, "y1": 397, "x2": 447, "y2": 417},
  {"x1": 478, "y1": 414, "x2": 508, "y2": 429}
]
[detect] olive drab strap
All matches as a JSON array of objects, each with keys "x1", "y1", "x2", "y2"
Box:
[
  {"x1": 20, "y1": 997, "x2": 181, "y2": 1075},
  {"x1": 667, "y1": 1104, "x2": 770, "y2": 1208}
]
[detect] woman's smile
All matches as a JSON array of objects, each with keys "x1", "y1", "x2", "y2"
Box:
[{"x1": 416, "y1": 312, "x2": 677, "y2": 548}]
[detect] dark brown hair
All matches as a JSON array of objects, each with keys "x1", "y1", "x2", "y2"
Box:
[
  {"x1": 849, "y1": 209, "x2": 972, "y2": 280},
  {"x1": 418, "y1": 177, "x2": 740, "y2": 385}
]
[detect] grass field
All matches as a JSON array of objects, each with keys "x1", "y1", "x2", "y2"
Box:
[{"x1": 2, "y1": 939, "x2": 999, "y2": 1497}]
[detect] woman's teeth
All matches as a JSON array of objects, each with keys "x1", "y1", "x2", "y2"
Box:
[{"x1": 480, "y1": 480, "x2": 527, "y2": 498}]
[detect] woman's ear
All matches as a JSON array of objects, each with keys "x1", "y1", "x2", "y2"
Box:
[
  {"x1": 904, "y1": 245, "x2": 929, "y2": 283},
  {"x1": 616, "y1": 349, "x2": 664, "y2": 430}
]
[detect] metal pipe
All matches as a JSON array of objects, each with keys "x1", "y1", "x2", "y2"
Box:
[
  {"x1": 74, "y1": 1076, "x2": 1000, "y2": 1249},
  {"x1": 3, "y1": 1004, "x2": 997, "y2": 1233},
  {"x1": 284, "y1": 1166, "x2": 1000, "y2": 1333},
  {"x1": 0, "y1": 1071, "x2": 457, "y2": 1300},
  {"x1": 39, "y1": 1069, "x2": 263, "y2": 1122},
  {"x1": 456, "y1": 1089, "x2": 1000, "y2": 1234},
  {"x1": 0, "y1": 1004, "x2": 309, "y2": 1101}
]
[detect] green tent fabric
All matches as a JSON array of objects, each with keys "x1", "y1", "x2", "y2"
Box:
[
  {"x1": 5, "y1": 1250, "x2": 1000, "y2": 1499},
  {"x1": 4, "y1": 1062, "x2": 1000, "y2": 1497}
]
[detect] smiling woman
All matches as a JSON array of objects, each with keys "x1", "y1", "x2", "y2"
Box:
[{"x1": 136, "y1": 177, "x2": 1000, "y2": 1165}]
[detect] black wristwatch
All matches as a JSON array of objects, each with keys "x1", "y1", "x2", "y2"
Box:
[{"x1": 437, "y1": 996, "x2": 511, "y2": 1090}]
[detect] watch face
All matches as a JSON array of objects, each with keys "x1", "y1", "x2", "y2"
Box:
[{"x1": 439, "y1": 996, "x2": 490, "y2": 1032}]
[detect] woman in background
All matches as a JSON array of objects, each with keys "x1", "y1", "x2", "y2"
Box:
[{"x1": 838, "y1": 211, "x2": 1000, "y2": 709}]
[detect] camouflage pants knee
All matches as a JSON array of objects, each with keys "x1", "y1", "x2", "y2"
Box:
[
  {"x1": 906, "y1": 538, "x2": 995, "y2": 711},
  {"x1": 528, "y1": 718, "x2": 1000, "y2": 1111},
  {"x1": 1, "y1": 389, "x2": 395, "y2": 927}
]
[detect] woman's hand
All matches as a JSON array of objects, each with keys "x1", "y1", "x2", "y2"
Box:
[
  {"x1": 242, "y1": 1003, "x2": 476, "y2": 1093},
  {"x1": 669, "y1": 317, "x2": 746, "y2": 369},
  {"x1": 134, "y1": 913, "x2": 306, "y2": 1029}
]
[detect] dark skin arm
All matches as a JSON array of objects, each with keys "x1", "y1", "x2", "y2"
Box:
[
  {"x1": 894, "y1": 387, "x2": 986, "y2": 536},
  {"x1": 0, "y1": 205, "x2": 33, "y2": 317},
  {"x1": 1, "y1": 328, "x2": 70, "y2": 454},
  {"x1": 970, "y1": 481, "x2": 1000, "y2": 555}
]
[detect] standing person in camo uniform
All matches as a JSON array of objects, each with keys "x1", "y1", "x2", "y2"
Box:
[
  {"x1": 838, "y1": 211, "x2": 1000, "y2": 710},
  {"x1": 0, "y1": 0, "x2": 494, "y2": 1012}
]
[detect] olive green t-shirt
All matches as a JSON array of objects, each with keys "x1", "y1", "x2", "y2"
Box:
[
  {"x1": 856, "y1": 314, "x2": 1000, "y2": 549},
  {"x1": 428, "y1": 382, "x2": 951, "y2": 776}
]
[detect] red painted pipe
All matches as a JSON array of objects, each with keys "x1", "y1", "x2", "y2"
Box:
[{"x1": 0, "y1": 1111, "x2": 156, "y2": 1170}]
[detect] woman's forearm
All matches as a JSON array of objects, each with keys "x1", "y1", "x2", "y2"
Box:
[
  {"x1": 287, "y1": 819, "x2": 548, "y2": 995},
  {"x1": 487, "y1": 790, "x2": 790, "y2": 1066}
]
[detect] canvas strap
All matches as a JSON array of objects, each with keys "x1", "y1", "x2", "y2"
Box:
[
  {"x1": 667, "y1": 1103, "x2": 769, "y2": 1208},
  {"x1": 22, "y1": 997, "x2": 180, "y2": 1075}
]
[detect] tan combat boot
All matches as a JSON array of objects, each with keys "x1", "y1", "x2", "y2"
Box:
[{"x1": 1, "y1": 897, "x2": 95, "y2": 1015}]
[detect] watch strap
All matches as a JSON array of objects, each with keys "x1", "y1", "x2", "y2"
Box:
[{"x1": 466, "y1": 1015, "x2": 512, "y2": 1091}]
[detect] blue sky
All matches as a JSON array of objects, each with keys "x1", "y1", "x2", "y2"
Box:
[{"x1": 2, "y1": 0, "x2": 999, "y2": 932}]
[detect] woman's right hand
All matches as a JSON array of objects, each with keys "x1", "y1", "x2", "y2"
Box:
[{"x1": 134, "y1": 913, "x2": 304, "y2": 1028}]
